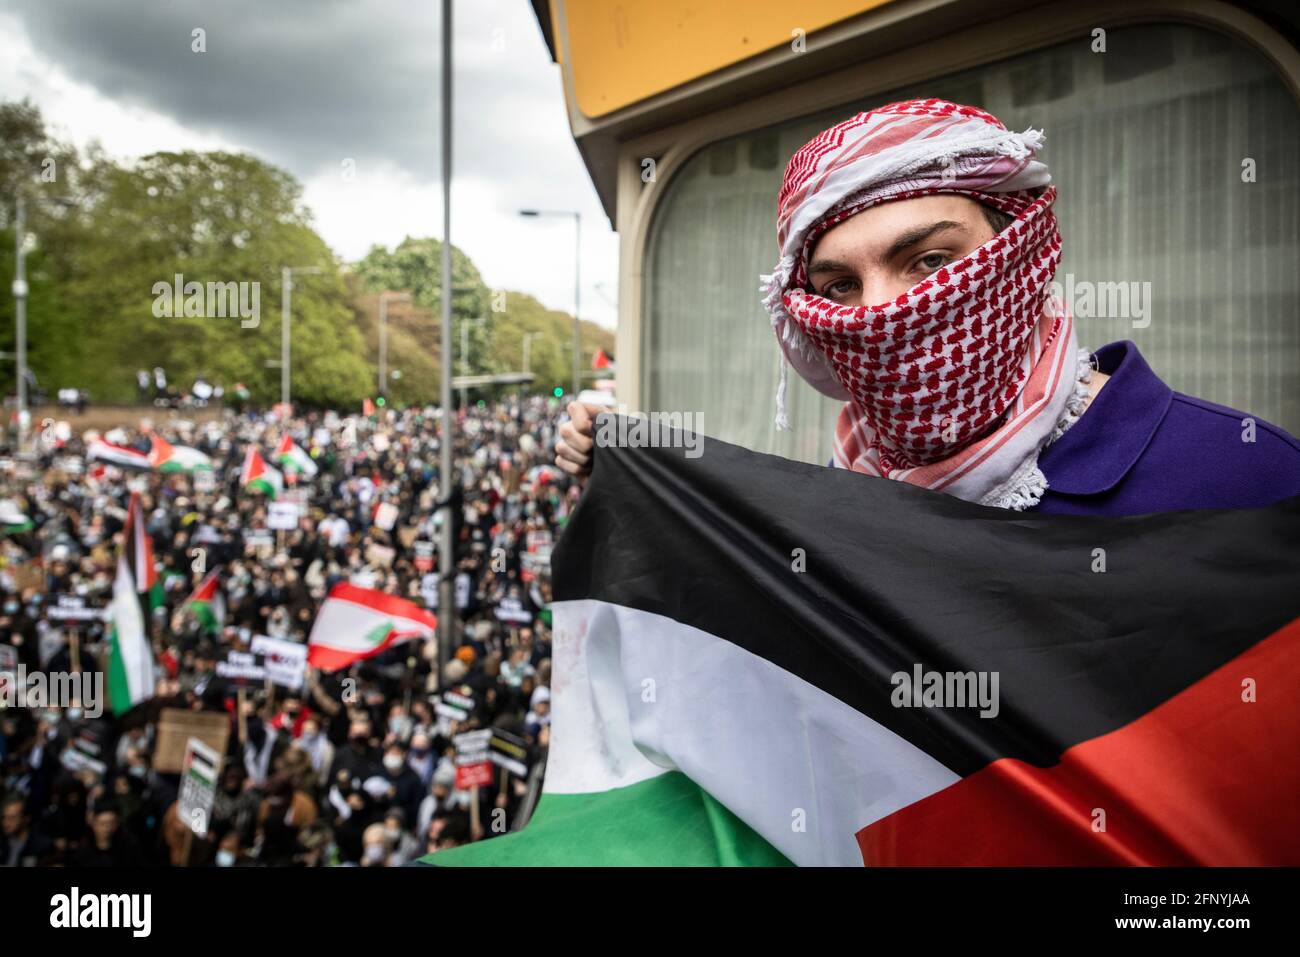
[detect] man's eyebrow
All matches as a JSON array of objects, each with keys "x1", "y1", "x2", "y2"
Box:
[
  {"x1": 806, "y1": 220, "x2": 970, "y2": 277},
  {"x1": 807, "y1": 257, "x2": 854, "y2": 276},
  {"x1": 880, "y1": 220, "x2": 967, "y2": 263}
]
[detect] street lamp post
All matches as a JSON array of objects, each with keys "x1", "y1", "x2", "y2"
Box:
[
  {"x1": 280, "y1": 265, "x2": 324, "y2": 409},
  {"x1": 12, "y1": 194, "x2": 27, "y2": 445},
  {"x1": 436, "y1": 0, "x2": 456, "y2": 688},
  {"x1": 10, "y1": 192, "x2": 77, "y2": 448},
  {"x1": 378, "y1": 291, "x2": 411, "y2": 397},
  {"x1": 522, "y1": 331, "x2": 542, "y2": 376},
  {"x1": 519, "y1": 208, "x2": 582, "y2": 397},
  {"x1": 459, "y1": 316, "x2": 486, "y2": 409}
]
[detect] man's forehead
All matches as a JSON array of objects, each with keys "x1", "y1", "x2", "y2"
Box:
[{"x1": 810, "y1": 195, "x2": 984, "y2": 260}]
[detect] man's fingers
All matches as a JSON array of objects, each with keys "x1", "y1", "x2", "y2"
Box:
[
  {"x1": 567, "y1": 400, "x2": 591, "y2": 432},
  {"x1": 555, "y1": 438, "x2": 590, "y2": 469},
  {"x1": 559, "y1": 420, "x2": 593, "y2": 453},
  {"x1": 567, "y1": 400, "x2": 607, "y2": 434},
  {"x1": 560, "y1": 400, "x2": 609, "y2": 482},
  {"x1": 555, "y1": 456, "x2": 585, "y2": 477}
]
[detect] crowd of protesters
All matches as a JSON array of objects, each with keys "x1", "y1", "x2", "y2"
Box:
[{"x1": 0, "y1": 394, "x2": 575, "y2": 866}]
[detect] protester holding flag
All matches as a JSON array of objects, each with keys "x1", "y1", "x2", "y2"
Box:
[
  {"x1": 276, "y1": 434, "x2": 318, "y2": 480},
  {"x1": 184, "y1": 570, "x2": 225, "y2": 634},
  {"x1": 106, "y1": 493, "x2": 159, "y2": 716},
  {"x1": 240, "y1": 446, "x2": 284, "y2": 499}
]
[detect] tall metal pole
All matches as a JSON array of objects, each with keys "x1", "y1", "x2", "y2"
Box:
[
  {"x1": 571, "y1": 212, "x2": 581, "y2": 397},
  {"x1": 522, "y1": 331, "x2": 539, "y2": 375},
  {"x1": 378, "y1": 294, "x2": 388, "y2": 396},
  {"x1": 280, "y1": 266, "x2": 291, "y2": 408},
  {"x1": 13, "y1": 194, "x2": 26, "y2": 447},
  {"x1": 459, "y1": 318, "x2": 469, "y2": 409},
  {"x1": 437, "y1": 0, "x2": 456, "y2": 685}
]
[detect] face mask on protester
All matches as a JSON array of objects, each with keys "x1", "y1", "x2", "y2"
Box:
[
  {"x1": 383, "y1": 754, "x2": 404, "y2": 773},
  {"x1": 216, "y1": 850, "x2": 236, "y2": 867},
  {"x1": 388, "y1": 715, "x2": 412, "y2": 738}
]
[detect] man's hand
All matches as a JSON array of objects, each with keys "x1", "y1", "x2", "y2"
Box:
[{"x1": 556, "y1": 401, "x2": 603, "y2": 481}]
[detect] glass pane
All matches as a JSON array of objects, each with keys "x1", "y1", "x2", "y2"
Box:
[{"x1": 643, "y1": 23, "x2": 1300, "y2": 463}]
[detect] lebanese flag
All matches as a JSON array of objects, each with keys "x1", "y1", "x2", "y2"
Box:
[
  {"x1": 87, "y1": 439, "x2": 151, "y2": 471},
  {"x1": 276, "y1": 434, "x2": 318, "y2": 478},
  {"x1": 186, "y1": 570, "x2": 225, "y2": 633},
  {"x1": 430, "y1": 418, "x2": 1300, "y2": 867},
  {"x1": 306, "y1": 582, "x2": 438, "y2": 672},
  {"x1": 240, "y1": 446, "x2": 283, "y2": 498},
  {"x1": 148, "y1": 433, "x2": 213, "y2": 473}
]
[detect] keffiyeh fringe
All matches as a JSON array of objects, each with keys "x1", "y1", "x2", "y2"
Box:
[{"x1": 976, "y1": 348, "x2": 1095, "y2": 511}]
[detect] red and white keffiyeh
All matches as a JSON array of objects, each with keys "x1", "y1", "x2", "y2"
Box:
[{"x1": 760, "y1": 99, "x2": 1092, "y2": 510}]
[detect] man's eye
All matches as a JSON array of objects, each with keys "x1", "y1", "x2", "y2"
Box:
[
  {"x1": 916, "y1": 253, "x2": 948, "y2": 273},
  {"x1": 822, "y1": 278, "x2": 857, "y2": 299}
]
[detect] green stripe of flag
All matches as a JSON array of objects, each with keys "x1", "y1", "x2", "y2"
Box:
[
  {"x1": 106, "y1": 624, "x2": 134, "y2": 717},
  {"x1": 422, "y1": 771, "x2": 792, "y2": 867}
]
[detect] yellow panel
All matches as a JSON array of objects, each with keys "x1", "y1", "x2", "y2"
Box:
[{"x1": 560, "y1": 0, "x2": 892, "y2": 118}]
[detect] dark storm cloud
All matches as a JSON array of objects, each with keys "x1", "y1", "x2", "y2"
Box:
[{"x1": 3, "y1": 0, "x2": 575, "y2": 191}]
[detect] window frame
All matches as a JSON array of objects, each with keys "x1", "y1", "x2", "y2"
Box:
[{"x1": 617, "y1": 0, "x2": 1300, "y2": 414}]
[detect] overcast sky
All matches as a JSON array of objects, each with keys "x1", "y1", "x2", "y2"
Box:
[{"x1": 0, "y1": 0, "x2": 619, "y2": 327}]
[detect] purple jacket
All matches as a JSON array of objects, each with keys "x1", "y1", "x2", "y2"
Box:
[{"x1": 1035, "y1": 341, "x2": 1300, "y2": 515}]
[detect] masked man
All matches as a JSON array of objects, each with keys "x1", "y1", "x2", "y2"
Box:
[{"x1": 558, "y1": 98, "x2": 1300, "y2": 515}]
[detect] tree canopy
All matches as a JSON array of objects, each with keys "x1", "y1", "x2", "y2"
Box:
[{"x1": 0, "y1": 99, "x2": 614, "y2": 411}]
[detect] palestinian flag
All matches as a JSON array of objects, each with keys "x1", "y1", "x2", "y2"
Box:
[
  {"x1": 148, "y1": 433, "x2": 212, "y2": 473},
  {"x1": 306, "y1": 581, "x2": 438, "y2": 672},
  {"x1": 429, "y1": 418, "x2": 1300, "y2": 867},
  {"x1": 186, "y1": 570, "x2": 225, "y2": 633},
  {"x1": 106, "y1": 492, "x2": 160, "y2": 715},
  {"x1": 276, "y1": 434, "x2": 318, "y2": 478},
  {"x1": 240, "y1": 446, "x2": 283, "y2": 498},
  {"x1": 87, "y1": 438, "x2": 151, "y2": 471}
]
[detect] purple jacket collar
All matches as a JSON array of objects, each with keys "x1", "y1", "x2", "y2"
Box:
[{"x1": 1038, "y1": 341, "x2": 1173, "y2": 495}]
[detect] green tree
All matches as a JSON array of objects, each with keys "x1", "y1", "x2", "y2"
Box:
[
  {"x1": 484, "y1": 290, "x2": 614, "y2": 397},
  {"x1": 0, "y1": 100, "x2": 91, "y2": 402},
  {"x1": 0, "y1": 100, "x2": 373, "y2": 409},
  {"x1": 355, "y1": 237, "x2": 496, "y2": 389}
]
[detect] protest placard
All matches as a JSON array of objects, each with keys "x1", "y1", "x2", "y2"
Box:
[
  {"x1": 154, "y1": 709, "x2": 231, "y2": 774},
  {"x1": 178, "y1": 737, "x2": 222, "y2": 837},
  {"x1": 267, "y1": 501, "x2": 300, "y2": 531},
  {"x1": 454, "y1": 728, "x2": 494, "y2": 789},
  {"x1": 250, "y1": 635, "x2": 307, "y2": 690},
  {"x1": 488, "y1": 728, "x2": 530, "y2": 778},
  {"x1": 215, "y1": 650, "x2": 267, "y2": 686}
]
